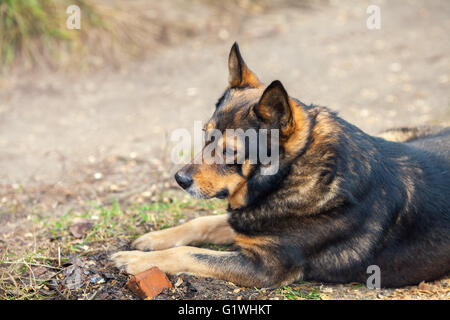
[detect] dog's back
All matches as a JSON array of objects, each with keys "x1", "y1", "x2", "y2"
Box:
[
  {"x1": 369, "y1": 127, "x2": 450, "y2": 286},
  {"x1": 406, "y1": 127, "x2": 450, "y2": 158}
]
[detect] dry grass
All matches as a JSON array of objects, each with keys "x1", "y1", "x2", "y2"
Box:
[
  {"x1": 0, "y1": 0, "x2": 326, "y2": 73},
  {"x1": 0, "y1": 0, "x2": 194, "y2": 72},
  {"x1": 1, "y1": 177, "x2": 448, "y2": 300},
  {"x1": 0, "y1": 186, "x2": 227, "y2": 299}
]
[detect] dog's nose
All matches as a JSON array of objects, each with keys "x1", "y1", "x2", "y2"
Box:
[{"x1": 175, "y1": 171, "x2": 193, "y2": 189}]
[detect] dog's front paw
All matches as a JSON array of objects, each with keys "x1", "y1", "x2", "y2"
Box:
[
  {"x1": 111, "y1": 251, "x2": 154, "y2": 275},
  {"x1": 132, "y1": 230, "x2": 183, "y2": 251}
]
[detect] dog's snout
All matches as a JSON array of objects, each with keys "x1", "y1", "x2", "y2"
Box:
[{"x1": 175, "y1": 171, "x2": 193, "y2": 189}]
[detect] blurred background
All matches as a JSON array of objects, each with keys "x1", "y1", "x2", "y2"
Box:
[
  {"x1": 1, "y1": 0, "x2": 449, "y2": 186},
  {"x1": 0, "y1": 0, "x2": 449, "y2": 300}
]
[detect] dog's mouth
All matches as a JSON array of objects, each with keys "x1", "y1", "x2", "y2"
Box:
[
  {"x1": 183, "y1": 184, "x2": 229, "y2": 200},
  {"x1": 214, "y1": 188, "x2": 229, "y2": 199},
  {"x1": 183, "y1": 184, "x2": 211, "y2": 199}
]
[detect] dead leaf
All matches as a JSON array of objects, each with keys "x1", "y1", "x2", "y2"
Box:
[
  {"x1": 174, "y1": 277, "x2": 183, "y2": 288},
  {"x1": 25, "y1": 266, "x2": 47, "y2": 278},
  {"x1": 69, "y1": 220, "x2": 94, "y2": 238},
  {"x1": 63, "y1": 265, "x2": 84, "y2": 290},
  {"x1": 31, "y1": 266, "x2": 48, "y2": 277}
]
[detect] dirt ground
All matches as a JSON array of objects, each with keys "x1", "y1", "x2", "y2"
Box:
[{"x1": 0, "y1": 0, "x2": 449, "y2": 300}]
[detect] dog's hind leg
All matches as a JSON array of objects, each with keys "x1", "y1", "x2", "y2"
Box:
[
  {"x1": 132, "y1": 214, "x2": 234, "y2": 251},
  {"x1": 376, "y1": 126, "x2": 445, "y2": 142},
  {"x1": 111, "y1": 246, "x2": 301, "y2": 288}
]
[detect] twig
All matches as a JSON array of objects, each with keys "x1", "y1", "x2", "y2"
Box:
[
  {"x1": 52, "y1": 287, "x2": 67, "y2": 300},
  {"x1": 88, "y1": 290, "x2": 98, "y2": 300},
  {"x1": 0, "y1": 261, "x2": 62, "y2": 270}
]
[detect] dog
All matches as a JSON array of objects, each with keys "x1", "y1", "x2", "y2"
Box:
[{"x1": 112, "y1": 43, "x2": 450, "y2": 288}]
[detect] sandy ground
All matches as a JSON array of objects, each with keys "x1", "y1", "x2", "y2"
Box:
[
  {"x1": 1, "y1": 0, "x2": 449, "y2": 185},
  {"x1": 0, "y1": 0, "x2": 449, "y2": 300}
]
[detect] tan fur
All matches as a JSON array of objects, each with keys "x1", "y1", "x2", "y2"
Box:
[
  {"x1": 282, "y1": 99, "x2": 312, "y2": 159},
  {"x1": 205, "y1": 121, "x2": 216, "y2": 131},
  {"x1": 192, "y1": 165, "x2": 245, "y2": 198},
  {"x1": 112, "y1": 246, "x2": 232, "y2": 277},
  {"x1": 227, "y1": 159, "x2": 252, "y2": 209},
  {"x1": 228, "y1": 182, "x2": 248, "y2": 209},
  {"x1": 228, "y1": 43, "x2": 262, "y2": 88},
  {"x1": 234, "y1": 234, "x2": 273, "y2": 250},
  {"x1": 308, "y1": 108, "x2": 342, "y2": 150},
  {"x1": 221, "y1": 88, "x2": 264, "y2": 113},
  {"x1": 132, "y1": 214, "x2": 234, "y2": 251},
  {"x1": 377, "y1": 130, "x2": 415, "y2": 142},
  {"x1": 234, "y1": 66, "x2": 262, "y2": 88}
]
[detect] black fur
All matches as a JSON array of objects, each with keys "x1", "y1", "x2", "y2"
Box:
[{"x1": 226, "y1": 109, "x2": 450, "y2": 287}]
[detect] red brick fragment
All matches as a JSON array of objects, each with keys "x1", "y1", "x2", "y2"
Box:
[{"x1": 126, "y1": 267, "x2": 172, "y2": 299}]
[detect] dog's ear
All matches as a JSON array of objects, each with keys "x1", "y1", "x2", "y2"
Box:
[
  {"x1": 228, "y1": 42, "x2": 261, "y2": 88},
  {"x1": 254, "y1": 80, "x2": 294, "y2": 134}
]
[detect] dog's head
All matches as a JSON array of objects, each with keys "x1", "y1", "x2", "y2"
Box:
[{"x1": 175, "y1": 43, "x2": 312, "y2": 209}]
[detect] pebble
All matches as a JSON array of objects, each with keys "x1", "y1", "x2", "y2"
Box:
[
  {"x1": 93, "y1": 172, "x2": 103, "y2": 180},
  {"x1": 389, "y1": 62, "x2": 402, "y2": 73}
]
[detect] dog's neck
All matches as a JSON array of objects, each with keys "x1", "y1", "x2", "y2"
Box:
[
  {"x1": 227, "y1": 105, "x2": 380, "y2": 235},
  {"x1": 226, "y1": 99, "x2": 313, "y2": 211}
]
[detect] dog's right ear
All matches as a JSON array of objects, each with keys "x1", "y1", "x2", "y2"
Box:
[
  {"x1": 254, "y1": 80, "x2": 295, "y2": 137},
  {"x1": 228, "y1": 42, "x2": 261, "y2": 88}
]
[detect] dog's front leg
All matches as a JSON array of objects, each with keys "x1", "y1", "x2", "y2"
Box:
[
  {"x1": 132, "y1": 214, "x2": 234, "y2": 251},
  {"x1": 111, "y1": 246, "x2": 298, "y2": 288}
]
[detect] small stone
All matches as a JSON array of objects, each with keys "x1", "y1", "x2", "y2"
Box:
[
  {"x1": 218, "y1": 29, "x2": 229, "y2": 40},
  {"x1": 90, "y1": 275, "x2": 105, "y2": 284},
  {"x1": 69, "y1": 220, "x2": 94, "y2": 239},
  {"x1": 93, "y1": 172, "x2": 103, "y2": 180},
  {"x1": 63, "y1": 265, "x2": 84, "y2": 290},
  {"x1": 142, "y1": 191, "x2": 152, "y2": 198},
  {"x1": 129, "y1": 152, "x2": 138, "y2": 159}
]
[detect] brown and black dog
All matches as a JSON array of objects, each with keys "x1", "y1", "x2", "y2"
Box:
[{"x1": 112, "y1": 43, "x2": 450, "y2": 288}]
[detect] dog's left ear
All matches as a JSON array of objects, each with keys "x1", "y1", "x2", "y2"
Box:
[
  {"x1": 228, "y1": 42, "x2": 261, "y2": 88},
  {"x1": 254, "y1": 80, "x2": 294, "y2": 135}
]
